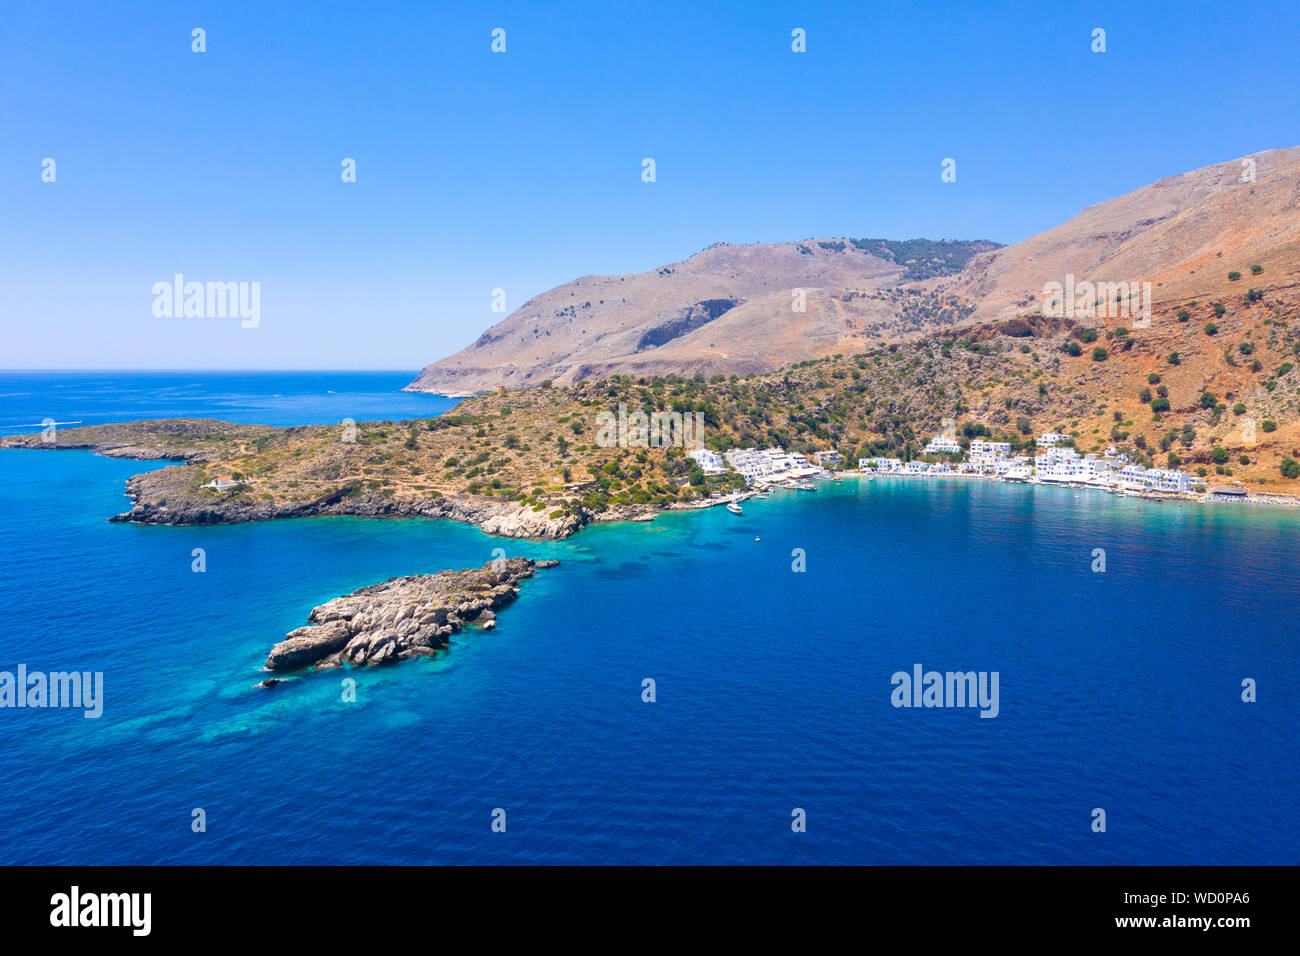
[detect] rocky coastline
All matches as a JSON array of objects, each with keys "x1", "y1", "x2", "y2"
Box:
[
  {"x1": 264, "y1": 557, "x2": 558, "y2": 672},
  {"x1": 108, "y1": 466, "x2": 589, "y2": 538},
  {"x1": 1, "y1": 424, "x2": 675, "y2": 540}
]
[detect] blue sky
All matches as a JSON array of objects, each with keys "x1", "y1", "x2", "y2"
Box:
[{"x1": 2, "y1": 0, "x2": 1296, "y2": 369}]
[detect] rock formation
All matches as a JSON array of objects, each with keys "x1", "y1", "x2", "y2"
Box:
[{"x1": 264, "y1": 557, "x2": 556, "y2": 671}]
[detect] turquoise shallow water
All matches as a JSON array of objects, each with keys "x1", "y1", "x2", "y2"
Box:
[{"x1": 0, "y1": 372, "x2": 1296, "y2": 864}]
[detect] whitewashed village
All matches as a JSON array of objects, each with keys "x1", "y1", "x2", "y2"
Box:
[{"x1": 687, "y1": 430, "x2": 1290, "y2": 508}]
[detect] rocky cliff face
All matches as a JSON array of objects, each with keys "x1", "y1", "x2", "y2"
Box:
[{"x1": 265, "y1": 557, "x2": 559, "y2": 671}]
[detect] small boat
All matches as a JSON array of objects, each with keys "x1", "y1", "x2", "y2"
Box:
[
  {"x1": 796, "y1": 482, "x2": 816, "y2": 491},
  {"x1": 726, "y1": 501, "x2": 743, "y2": 514}
]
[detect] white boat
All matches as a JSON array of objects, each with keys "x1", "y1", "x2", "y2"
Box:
[
  {"x1": 726, "y1": 501, "x2": 743, "y2": 514},
  {"x1": 796, "y1": 482, "x2": 816, "y2": 491}
]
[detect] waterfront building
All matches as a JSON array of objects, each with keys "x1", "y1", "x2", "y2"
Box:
[
  {"x1": 969, "y1": 439, "x2": 1012, "y2": 470},
  {"x1": 687, "y1": 449, "x2": 725, "y2": 475},
  {"x1": 860, "y1": 457, "x2": 903, "y2": 473},
  {"x1": 724, "y1": 449, "x2": 772, "y2": 484},
  {"x1": 924, "y1": 435, "x2": 963, "y2": 455}
]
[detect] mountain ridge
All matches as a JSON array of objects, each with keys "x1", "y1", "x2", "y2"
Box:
[{"x1": 408, "y1": 146, "x2": 1300, "y2": 400}]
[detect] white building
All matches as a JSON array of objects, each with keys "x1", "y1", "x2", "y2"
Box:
[
  {"x1": 724, "y1": 449, "x2": 771, "y2": 484},
  {"x1": 969, "y1": 439, "x2": 1012, "y2": 470},
  {"x1": 1036, "y1": 448, "x2": 1090, "y2": 482},
  {"x1": 993, "y1": 455, "x2": 1032, "y2": 476},
  {"x1": 1037, "y1": 432, "x2": 1069, "y2": 447},
  {"x1": 924, "y1": 435, "x2": 962, "y2": 456},
  {"x1": 687, "y1": 448, "x2": 725, "y2": 475},
  {"x1": 1144, "y1": 468, "x2": 1193, "y2": 493},
  {"x1": 860, "y1": 457, "x2": 903, "y2": 473},
  {"x1": 724, "y1": 446, "x2": 824, "y2": 485},
  {"x1": 1116, "y1": 464, "x2": 1149, "y2": 488}
]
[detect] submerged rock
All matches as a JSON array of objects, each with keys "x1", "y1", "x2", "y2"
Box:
[{"x1": 264, "y1": 557, "x2": 552, "y2": 672}]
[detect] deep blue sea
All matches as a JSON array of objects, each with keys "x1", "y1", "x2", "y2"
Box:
[{"x1": 0, "y1": 371, "x2": 1296, "y2": 864}]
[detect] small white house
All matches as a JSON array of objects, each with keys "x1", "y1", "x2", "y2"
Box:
[
  {"x1": 861, "y1": 457, "x2": 903, "y2": 473},
  {"x1": 1144, "y1": 468, "x2": 1193, "y2": 493},
  {"x1": 687, "y1": 448, "x2": 725, "y2": 475},
  {"x1": 924, "y1": 435, "x2": 962, "y2": 455},
  {"x1": 207, "y1": 477, "x2": 242, "y2": 491}
]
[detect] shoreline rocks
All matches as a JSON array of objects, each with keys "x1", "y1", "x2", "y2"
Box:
[
  {"x1": 264, "y1": 557, "x2": 556, "y2": 672},
  {"x1": 3, "y1": 420, "x2": 670, "y2": 540},
  {"x1": 107, "y1": 466, "x2": 588, "y2": 539}
]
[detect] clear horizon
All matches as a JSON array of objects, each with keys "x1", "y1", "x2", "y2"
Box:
[{"x1": 4, "y1": 0, "x2": 1298, "y2": 370}]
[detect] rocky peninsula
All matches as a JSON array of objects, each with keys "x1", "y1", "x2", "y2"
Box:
[
  {"x1": 265, "y1": 557, "x2": 559, "y2": 672},
  {"x1": 0, "y1": 396, "x2": 715, "y2": 538},
  {"x1": 109, "y1": 463, "x2": 586, "y2": 538}
]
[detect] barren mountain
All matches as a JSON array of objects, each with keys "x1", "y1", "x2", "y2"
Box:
[
  {"x1": 948, "y1": 146, "x2": 1300, "y2": 322},
  {"x1": 406, "y1": 238, "x2": 997, "y2": 393},
  {"x1": 408, "y1": 147, "x2": 1300, "y2": 396}
]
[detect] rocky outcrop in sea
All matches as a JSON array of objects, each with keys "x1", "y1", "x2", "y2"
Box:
[{"x1": 264, "y1": 557, "x2": 559, "y2": 672}]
